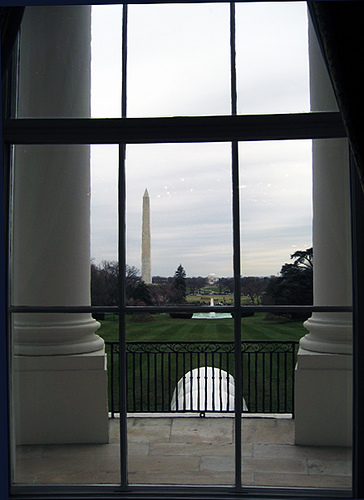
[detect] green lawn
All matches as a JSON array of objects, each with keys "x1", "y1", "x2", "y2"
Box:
[{"x1": 97, "y1": 312, "x2": 307, "y2": 343}]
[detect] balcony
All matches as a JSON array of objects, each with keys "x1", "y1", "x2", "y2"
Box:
[
  {"x1": 15, "y1": 416, "x2": 351, "y2": 488},
  {"x1": 14, "y1": 340, "x2": 351, "y2": 489}
]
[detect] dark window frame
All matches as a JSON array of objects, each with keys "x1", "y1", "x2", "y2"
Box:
[{"x1": 2, "y1": 2, "x2": 361, "y2": 499}]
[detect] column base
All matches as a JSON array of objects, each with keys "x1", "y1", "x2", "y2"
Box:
[
  {"x1": 295, "y1": 347, "x2": 352, "y2": 446},
  {"x1": 13, "y1": 349, "x2": 109, "y2": 445}
]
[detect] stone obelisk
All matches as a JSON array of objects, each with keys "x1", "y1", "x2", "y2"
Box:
[{"x1": 142, "y1": 189, "x2": 152, "y2": 284}]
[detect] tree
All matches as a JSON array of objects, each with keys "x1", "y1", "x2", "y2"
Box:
[
  {"x1": 289, "y1": 248, "x2": 313, "y2": 272},
  {"x1": 91, "y1": 260, "x2": 119, "y2": 306},
  {"x1": 125, "y1": 265, "x2": 141, "y2": 301},
  {"x1": 172, "y1": 264, "x2": 187, "y2": 304},
  {"x1": 130, "y1": 280, "x2": 152, "y2": 305},
  {"x1": 218, "y1": 277, "x2": 234, "y2": 294},
  {"x1": 241, "y1": 276, "x2": 269, "y2": 305},
  {"x1": 148, "y1": 283, "x2": 172, "y2": 306},
  {"x1": 264, "y1": 248, "x2": 313, "y2": 319},
  {"x1": 91, "y1": 261, "x2": 142, "y2": 305},
  {"x1": 187, "y1": 276, "x2": 207, "y2": 295}
]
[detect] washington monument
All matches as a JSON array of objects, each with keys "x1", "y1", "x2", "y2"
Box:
[{"x1": 141, "y1": 189, "x2": 152, "y2": 284}]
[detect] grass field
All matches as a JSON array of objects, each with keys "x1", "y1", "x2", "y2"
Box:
[{"x1": 97, "y1": 312, "x2": 307, "y2": 343}]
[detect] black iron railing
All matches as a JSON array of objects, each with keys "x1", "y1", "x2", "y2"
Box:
[{"x1": 105, "y1": 340, "x2": 299, "y2": 418}]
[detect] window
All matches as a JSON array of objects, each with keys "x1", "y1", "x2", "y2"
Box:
[{"x1": 2, "y1": 2, "x2": 359, "y2": 499}]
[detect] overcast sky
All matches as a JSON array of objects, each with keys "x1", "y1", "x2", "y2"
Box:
[{"x1": 90, "y1": 2, "x2": 312, "y2": 278}]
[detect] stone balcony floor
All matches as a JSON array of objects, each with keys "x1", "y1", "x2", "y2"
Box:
[{"x1": 15, "y1": 416, "x2": 352, "y2": 490}]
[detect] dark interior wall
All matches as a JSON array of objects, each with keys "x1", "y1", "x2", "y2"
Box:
[{"x1": 309, "y1": 1, "x2": 364, "y2": 191}]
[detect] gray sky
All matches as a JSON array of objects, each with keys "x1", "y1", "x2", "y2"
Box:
[{"x1": 90, "y1": 2, "x2": 313, "y2": 278}]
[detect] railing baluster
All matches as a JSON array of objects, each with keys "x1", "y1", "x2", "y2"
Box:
[
  {"x1": 154, "y1": 352, "x2": 157, "y2": 411},
  {"x1": 226, "y1": 351, "x2": 230, "y2": 412},
  {"x1": 255, "y1": 352, "x2": 258, "y2": 413},
  {"x1": 139, "y1": 352, "x2": 143, "y2": 412},
  {"x1": 284, "y1": 349, "x2": 288, "y2": 413},
  {"x1": 110, "y1": 344, "x2": 115, "y2": 418},
  {"x1": 197, "y1": 351, "x2": 200, "y2": 412},
  {"x1": 277, "y1": 352, "x2": 280, "y2": 413},
  {"x1": 212, "y1": 351, "x2": 215, "y2": 411},
  {"x1": 183, "y1": 351, "x2": 186, "y2": 411},
  {"x1": 175, "y1": 351, "x2": 179, "y2": 411},
  {"x1": 132, "y1": 352, "x2": 136, "y2": 412},
  {"x1": 147, "y1": 351, "x2": 150, "y2": 412},
  {"x1": 205, "y1": 351, "x2": 208, "y2": 412},
  {"x1": 219, "y1": 352, "x2": 223, "y2": 411},
  {"x1": 262, "y1": 352, "x2": 265, "y2": 414},
  {"x1": 247, "y1": 352, "x2": 251, "y2": 411},
  {"x1": 269, "y1": 351, "x2": 273, "y2": 413},
  {"x1": 167, "y1": 352, "x2": 172, "y2": 407},
  {"x1": 161, "y1": 352, "x2": 165, "y2": 411},
  {"x1": 190, "y1": 351, "x2": 193, "y2": 411},
  {"x1": 124, "y1": 347, "x2": 127, "y2": 414},
  {"x1": 292, "y1": 342, "x2": 296, "y2": 418}
]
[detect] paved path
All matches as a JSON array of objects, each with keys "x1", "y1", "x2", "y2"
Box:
[{"x1": 16, "y1": 417, "x2": 352, "y2": 489}]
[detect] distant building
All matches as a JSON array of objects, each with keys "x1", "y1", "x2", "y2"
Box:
[{"x1": 207, "y1": 273, "x2": 218, "y2": 285}]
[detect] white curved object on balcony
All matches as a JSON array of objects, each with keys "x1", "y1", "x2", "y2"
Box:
[{"x1": 170, "y1": 366, "x2": 248, "y2": 412}]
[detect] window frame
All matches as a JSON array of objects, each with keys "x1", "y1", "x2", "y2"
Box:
[{"x1": 2, "y1": 1, "x2": 361, "y2": 498}]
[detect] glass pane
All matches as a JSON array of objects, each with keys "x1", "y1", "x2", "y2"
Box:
[
  {"x1": 125, "y1": 314, "x2": 234, "y2": 485},
  {"x1": 240, "y1": 138, "x2": 352, "y2": 489},
  {"x1": 90, "y1": 145, "x2": 119, "y2": 306},
  {"x1": 236, "y1": 2, "x2": 310, "y2": 115},
  {"x1": 126, "y1": 143, "x2": 234, "y2": 485},
  {"x1": 91, "y1": 5, "x2": 123, "y2": 118},
  {"x1": 16, "y1": 5, "x2": 123, "y2": 119},
  {"x1": 241, "y1": 411, "x2": 351, "y2": 488},
  {"x1": 10, "y1": 145, "x2": 119, "y2": 485},
  {"x1": 126, "y1": 143, "x2": 233, "y2": 298},
  {"x1": 127, "y1": 3, "x2": 231, "y2": 118},
  {"x1": 239, "y1": 140, "x2": 313, "y2": 307}
]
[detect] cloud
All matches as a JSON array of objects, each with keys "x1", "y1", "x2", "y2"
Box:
[
  {"x1": 127, "y1": 3, "x2": 230, "y2": 117},
  {"x1": 90, "y1": 3, "x2": 312, "y2": 278}
]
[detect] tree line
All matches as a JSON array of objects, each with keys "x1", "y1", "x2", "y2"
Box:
[
  {"x1": 91, "y1": 262, "x2": 204, "y2": 306},
  {"x1": 91, "y1": 248, "x2": 313, "y2": 318}
]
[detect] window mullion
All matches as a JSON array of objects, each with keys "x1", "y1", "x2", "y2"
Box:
[
  {"x1": 230, "y1": 2, "x2": 237, "y2": 117},
  {"x1": 118, "y1": 143, "x2": 128, "y2": 489},
  {"x1": 121, "y1": 4, "x2": 128, "y2": 120},
  {"x1": 230, "y1": 2, "x2": 242, "y2": 490},
  {"x1": 119, "y1": 5, "x2": 128, "y2": 489},
  {"x1": 232, "y1": 140, "x2": 242, "y2": 490}
]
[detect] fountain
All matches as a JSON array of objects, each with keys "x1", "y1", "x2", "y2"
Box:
[{"x1": 192, "y1": 298, "x2": 232, "y2": 320}]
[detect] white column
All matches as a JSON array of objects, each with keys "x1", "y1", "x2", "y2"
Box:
[
  {"x1": 294, "y1": 18, "x2": 352, "y2": 446},
  {"x1": 12, "y1": 143, "x2": 105, "y2": 355},
  {"x1": 12, "y1": 6, "x2": 108, "y2": 444}
]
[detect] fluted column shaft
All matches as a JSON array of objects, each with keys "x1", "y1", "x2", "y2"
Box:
[
  {"x1": 13, "y1": 6, "x2": 103, "y2": 356},
  {"x1": 300, "y1": 21, "x2": 352, "y2": 355}
]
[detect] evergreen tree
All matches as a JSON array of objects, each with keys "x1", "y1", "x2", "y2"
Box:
[
  {"x1": 131, "y1": 280, "x2": 152, "y2": 305},
  {"x1": 173, "y1": 264, "x2": 187, "y2": 304},
  {"x1": 264, "y1": 248, "x2": 313, "y2": 319}
]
